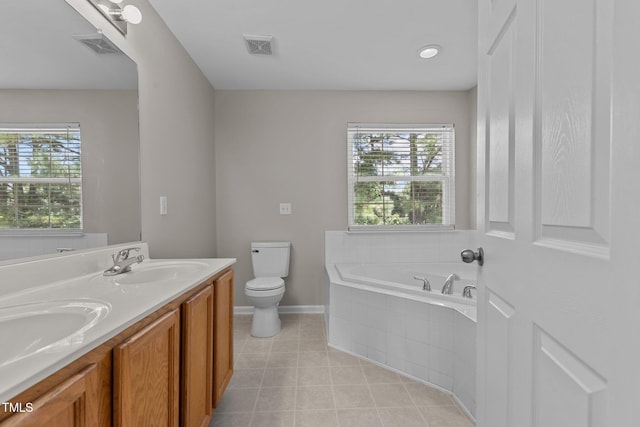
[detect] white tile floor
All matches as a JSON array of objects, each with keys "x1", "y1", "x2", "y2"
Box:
[{"x1": 210, "y1": 314, "x2": 474, "y2": 427}]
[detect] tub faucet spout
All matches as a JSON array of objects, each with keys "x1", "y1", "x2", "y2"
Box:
[
  {"x1": 413, "y1": 276, "x2": 431, "y2": 291},
  {"x1": 441, "y1": 273, "x2": 459, "y2": 295}
]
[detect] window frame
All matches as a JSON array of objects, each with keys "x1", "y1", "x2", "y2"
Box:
[
  {"x1": 347, "y1": 122, "x2": 455, "y2": 231},
  {"x1": 0, "y1": 123, "x2": 83, "y2": 235}
]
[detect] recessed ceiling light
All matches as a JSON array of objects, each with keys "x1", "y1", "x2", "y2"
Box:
[{"x1": 418, "y1": 45, "x2": 440, "y2": 59}]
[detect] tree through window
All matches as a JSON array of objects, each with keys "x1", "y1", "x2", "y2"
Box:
[
  {"x1": 347, "y1": 123, "x2": 455, "y2": 230},
  {"x1": 0, "y1": 124, "x2": 82, "y2": 230}
]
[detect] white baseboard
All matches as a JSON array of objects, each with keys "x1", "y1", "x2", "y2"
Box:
[
  {"x1": 234, "y1": 305, "x2": 325, "y2": 315},
  {"x1": 234, "y1": 306, "x2": 253, "y2": 315},
  {"x1": 279, "y1": 305, "x2": 325, "y2": 314}
]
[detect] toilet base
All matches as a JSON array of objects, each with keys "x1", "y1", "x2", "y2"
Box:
[{"x1": 251, "y1": 305, "x2": 281, "y2": 337}]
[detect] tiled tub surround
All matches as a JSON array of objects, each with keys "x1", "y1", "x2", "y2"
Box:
[
  {"x1": 0, "y1": 242, "x2": 235, "y2": 402},
  {"x1": 324, "y1": 231, "x2": 477, "y2": 419}
]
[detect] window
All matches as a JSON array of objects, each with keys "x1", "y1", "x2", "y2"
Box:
[
  {"x1": 347, "y1": 123, "x2": 455, "y2": 230},
  {"x1": 0, "y1": 124, "x2": 82, "y2": 231}
]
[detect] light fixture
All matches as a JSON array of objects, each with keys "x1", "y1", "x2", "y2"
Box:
[
  {"x1": 418, "y1": 45, "x2": 441, "y2": 59},
  {"x1": 110, "y1": 4, "x2": 143, "y2": 25},
  {"x1": 88, "y1": 0, "x2": 143, "y2": 35}
]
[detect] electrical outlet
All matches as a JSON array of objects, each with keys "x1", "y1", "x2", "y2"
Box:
[{"x1": 279, "y1": 202, "x2": 292, "y2": 215}]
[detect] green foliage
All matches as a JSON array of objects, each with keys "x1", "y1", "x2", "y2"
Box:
[
  {"x1": 352, "y1": 131, "x2": 446, "y2": 226},
  {"x1": 0, "y1": 129, "x2": 82, "y2": 229}
]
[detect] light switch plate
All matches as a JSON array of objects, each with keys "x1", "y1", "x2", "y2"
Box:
[{"x1": 160, "y1": 196, "x2": 167, "y2": 215}]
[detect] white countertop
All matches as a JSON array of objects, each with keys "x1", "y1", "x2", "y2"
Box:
[{"x1": 0, "y1": 243, "x2": 235, "y2": 402}]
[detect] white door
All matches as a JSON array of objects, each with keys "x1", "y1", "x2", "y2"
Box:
[{"x1": 476, "y1": 0, "x2": 640, "y2": 426}]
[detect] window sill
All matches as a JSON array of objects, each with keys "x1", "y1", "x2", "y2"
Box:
[
  {"x1": 347, "y1": 225, "x2": 455, "y2": 233},
  {"x1": 0, "y1": 230, "x2": 84, "y2": 237}
]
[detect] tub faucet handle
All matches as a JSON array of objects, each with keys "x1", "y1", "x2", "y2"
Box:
[
  {"x1": 462, "y1": 284, "x2": 476, "y2": 298},
  {"x1": 413, "y1": 276, "x2": 431, "y2": 291}
]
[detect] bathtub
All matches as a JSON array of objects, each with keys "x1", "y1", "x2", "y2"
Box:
[
  {"x1": 336, "y1": 263, "x2": 477, "y2": 320},
  {"x1": 325, "y1": 262, "x2": 476, "y2": 418}
]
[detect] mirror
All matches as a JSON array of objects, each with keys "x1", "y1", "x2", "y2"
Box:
[{"x1": 0, "y1": 0, "x2": 140, "y2": 261}]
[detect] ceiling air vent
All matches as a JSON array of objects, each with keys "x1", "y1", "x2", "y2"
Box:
[
  {"x1": 243, "y1": 35, "x2": 274, "y2": 55},
  {"x1": 73, "y1": 32, "x2": 123, "y2": 55}
]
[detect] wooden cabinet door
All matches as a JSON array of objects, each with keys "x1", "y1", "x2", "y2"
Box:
[
  {"x1": 1, "y1": 364, "x2": 99, "y2": 427},
  {"x1": 213, "y1": 270, "x2": 234, "y2": 408},
  {"x1": 182, "y1": 284, "x2": 213, "y2": 427},
  {"x1": 113, "y1": 309, "x2": 180, "y2": 427}
]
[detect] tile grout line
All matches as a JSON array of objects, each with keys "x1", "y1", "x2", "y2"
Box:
[
  {"x1": 244, "y1": 329, "x2": 265, "y2": 425},
  {"x1": 245, "y1": 364, "x2": 265, "y2": 426},
  {"x1": 402, "y1": 381, "x2": 431, "y2": 426},
  {"x1": 366, "y1": 375, "x2": 385, "y2": 427},
  {"x1": 292, "y1": 318, "x2": 301, "y2": 426},
  {"x1": 328, "y1": 343, "x2": 339, "y2": 427}
]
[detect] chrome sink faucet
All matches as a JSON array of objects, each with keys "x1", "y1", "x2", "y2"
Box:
[
  {"x1": 103, "y1": 247, "x2": 144, "y2": 276},
  {"x1": 414, "y1": 276, "x2": 431, "y2": 291},
  {"x1": 441, "y1": 273, "x2": 459, "y2": 294}
]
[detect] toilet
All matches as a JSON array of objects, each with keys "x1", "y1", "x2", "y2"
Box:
[{"x1": 245, "y1": 241, "x2": 291, "y2": 337}]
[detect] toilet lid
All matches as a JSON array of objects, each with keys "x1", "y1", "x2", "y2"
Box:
[{"x1": 246, "y1": 277, "x2": 284, "y2": 291}]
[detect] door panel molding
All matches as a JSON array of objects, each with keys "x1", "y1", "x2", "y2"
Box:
[
  {"x1": 533, "y1": 325, "x2": 607, "y2": 427},
  {"x1": 484, "y1": 289, "x2": 515, "y2": 427},
  {"x1": 485, "y1": 6, "x2": 517, "y2": 238},
  {"x1": 533, "y1": 0, "x2": 612, "y2": 258}
]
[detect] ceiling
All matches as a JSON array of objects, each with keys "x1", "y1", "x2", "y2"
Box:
[
  {"x1": 1, "y1": 0, "x2": 137, "y2": 90},
  {"x1": 148, "y1": 0, "x2": 478, "y2": 91}
]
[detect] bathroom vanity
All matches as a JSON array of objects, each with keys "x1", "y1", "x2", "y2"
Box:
[{"x1": 0, "y1": 243, "x2": 235, "y2": 427}]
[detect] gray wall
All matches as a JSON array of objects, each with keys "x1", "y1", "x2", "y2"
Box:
[
  {"x1": 0, "y1": 89, "x2": 140, "y2": 245},
  {"x1": 63, "y1": 2, "x2": 477, "y2": 308},
  {"x1": 215, "y1": 90, "x2": 476, "y2": 307},
  {"x1": 67, "y1": 0, "x2": 218, "y2": 259}
]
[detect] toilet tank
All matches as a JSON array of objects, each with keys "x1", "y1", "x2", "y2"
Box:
[{"x1": 251, "y1": 241, "x2": 291, "y2": 278}]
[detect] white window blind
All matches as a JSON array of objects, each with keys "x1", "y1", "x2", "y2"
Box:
[
  {"x1": 347, "y1": 123, "x2": 455, "y2": 230},
  {"x1": 0, "y1": 124, "x2": 83, "y2": 231}
]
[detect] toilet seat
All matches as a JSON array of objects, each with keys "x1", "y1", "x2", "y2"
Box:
[
  {"x1": 245, "y1": 278, "x2": 285, "y2": 299},
  {"x1": 246, "y1": 277, "x2": 284, "y2": 291},
  {"x1": 245, "y1": 286, "x2": 284, "y2": 298}
]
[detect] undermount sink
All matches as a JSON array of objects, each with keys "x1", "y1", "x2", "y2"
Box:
[
  {"x1": 0, "y1": 300, "x2": 111, "y2": 367},
  {"x1": 110, "y1": 261, "x2": 209, "y2": 285}
]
